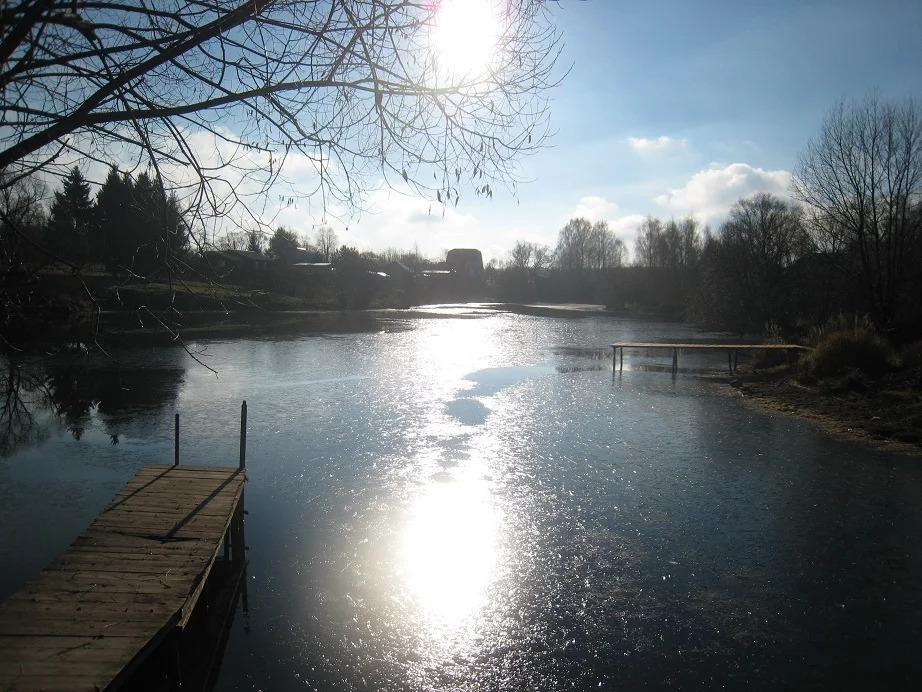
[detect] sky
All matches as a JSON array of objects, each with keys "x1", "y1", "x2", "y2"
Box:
[
  {"x1": 55, "y1": 1, "x2": 920, "y2": 263},
  {"x1": 273, "y1": 0, "x2": 918, "y2": 263}
]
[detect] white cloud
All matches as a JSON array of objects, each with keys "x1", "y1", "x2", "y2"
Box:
[
  {"x1": 344, "y1": 186, "x2": 481, "y2": 258},
  {"x1": 627, "y1": 136, "x2": 688, "y2": 154},
  {"x1": 572, "y1": 195, "x2": 618, "y2": 221},
  {"x1": 654, "y1": 163, "x2": 792, "y2": 224}
]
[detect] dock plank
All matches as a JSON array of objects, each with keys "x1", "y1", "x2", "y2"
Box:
[
  {"x1": 0, "y1": 465, "x2": 245, "y2": 691},
  {"x1": 610, "y1": 341, "x2": 811, "y2": 375}
]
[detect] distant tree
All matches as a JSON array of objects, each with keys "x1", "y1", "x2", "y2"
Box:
[
  {"x1": 673, "y1": 216, "x2": 702, "y2": 268},
  {"x1": 315, "y1": 226, "x2": 338, "y2": 262},
  {"x1": 131, "y1": 172, "x2": 188, "y2": 275},
  {"x1": 217, "y1": 231, "x2": 248, "y2": 251},
  {"x1": 634, "y1": 216, "x2": 700, "y2": 269},
  {"x1": 633, "y1": 217, "x2": 662, "y2": 268},
  {"x1": 508, "y1": 240, "x2": 534, "y2": 271},
  {"x1": 0, "y1": 174, "x2": 47, "y2": 272},
  {"x1": 46, "y1": 167, "x2": 94, "y2": 265},
  {"x1": 95, "y1": 167, "x2": 135, "y2": 272},
  {"x1": 794, "y1": 95, "x2": 922, "y2": 325},
  {"x1": 332, "y1": 245, "x2": 366, "y2": 268},
  {"x1": 587, "y1": 221, "x2": 626, "y2": 270},
  {"x1": 554, "y1": 218, "x2": 593, "y2": 273},
  {"x1": 696, "y1": 193, "x2": 809, "y2": 331},
  {"x1": 503, "y1": 240, "x2": 552, "y2": 299},
  {"x1": 268, "y1": 226, "x2": 300, "y2": 263},
  {"x1": 532, "y1": 244, "x2": 552, "y2": 271},
  {"x1": 244, "y1": 229, "x2": 266, "y2": 254}
]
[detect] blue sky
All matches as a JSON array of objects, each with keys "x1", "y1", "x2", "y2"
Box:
[{"x1": 279, "y1": 0, "x2": 922, "y2": 262}]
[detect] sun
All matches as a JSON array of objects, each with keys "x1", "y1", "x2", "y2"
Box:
[{"x1": 430, "y1": 0, "x2": 503, "y2": 78}]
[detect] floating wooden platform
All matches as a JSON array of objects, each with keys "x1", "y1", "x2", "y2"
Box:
[
  {"x1": 611, "y1": 342, "x2": 811, "y2": 374},
  {"x1": 0, "y1": 464, "x2": 246, "y2": 692}
]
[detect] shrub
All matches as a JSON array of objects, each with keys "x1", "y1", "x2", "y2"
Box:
[
  {"x1": 899, "y1": 340, "x2": 922, "y2": 369},
  {"x1": 752, "y1": 321, "x2": 789, "y2": 369},
  {"x1": 802, "y1": 314, "x2": 892, "y2": 378}
]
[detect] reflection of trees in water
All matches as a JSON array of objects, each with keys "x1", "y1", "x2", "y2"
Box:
[
  {"x1": 0, "y1": 365, "x2": 52, "y2": 457},
  {"x1": 0, "y1": 359, "x2": 184, "y2": 457}
]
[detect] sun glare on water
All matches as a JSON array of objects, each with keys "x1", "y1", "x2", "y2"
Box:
[
  {"x1": 401, "y1": 478, "x2": 499, "y2": 626},
  {"x1": 430, "y1": 0, "x2": 503, "y2": 78}
]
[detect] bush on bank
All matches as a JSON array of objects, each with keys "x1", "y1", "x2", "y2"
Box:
[{"x1": 801, "y1": 315, "x2": 892, "y2": 379}]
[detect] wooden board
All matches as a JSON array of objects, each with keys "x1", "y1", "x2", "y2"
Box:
[
  {"x1": 611, "y1": 342, "x2": 811, "y2": 350},
  {"x1": 0, "y1": 464, "x2": 245, "y2": 692}
]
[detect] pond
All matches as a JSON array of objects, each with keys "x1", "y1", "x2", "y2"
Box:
[{"x1": 1, "y1": 308, "x2": 920, "y2": 690}]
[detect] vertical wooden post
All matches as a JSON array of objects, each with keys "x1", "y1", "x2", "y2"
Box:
[
  {"x1": 612, "y1": 346, "x2": 616, "y2": 371},
  {"x1": 174, "y1": 413, "x2": 179, "y2": 466},
  {"x1": 231, "y1": 493, "x2": 247, "y2": 567},
  {"x1": 727, "y1": 350, "x2": 733, "y2": 375},
  {"x1": 672, "y1": 348, "x2": 678, "y2": 375},
  {"x1": 239, "y1": 400, "x2": 247, "y2": 470},
  {"x1": 620, "y1": 346, "x2": 624, "y2": 372}
]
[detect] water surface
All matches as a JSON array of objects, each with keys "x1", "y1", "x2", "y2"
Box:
[{"x1": 1, "y1": 310, "x2": 920, "y2": 690}]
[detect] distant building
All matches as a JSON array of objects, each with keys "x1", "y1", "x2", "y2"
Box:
[
  {"x1": 202, "y1": 250, "x2": 271, "y2": 285},
  {"x1": 386, "y1": 260, "x2": 415, "y2": 280},
  {"x1": 446, "y1": 248, "x2": 484, "y2": 279}
]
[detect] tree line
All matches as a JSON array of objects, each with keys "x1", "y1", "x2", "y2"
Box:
[
  {"x1": 2, "y1": 94, "x2": 919, "y2": 342},
  {"x1": 492, "y1": 95, "x2": 922, "y2": 339},
  {"x1": 1, "y1": 166, "x2": 187, "y2": 277}
]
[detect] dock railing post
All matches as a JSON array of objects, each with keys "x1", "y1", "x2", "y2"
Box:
[
  {"x1": 174, "y1": 413, "x2": 179, "y2": 466},
  {"x1": 239, "y1": 400, "x2": 247, "y2": 470}
]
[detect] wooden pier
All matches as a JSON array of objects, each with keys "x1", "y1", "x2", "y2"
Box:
[
  {"x1": 0, "y1": 462, "x2": 247, "y2": 691},
  {"x1": 611, "y1": 342, "x2": 811, "y2": 375}
]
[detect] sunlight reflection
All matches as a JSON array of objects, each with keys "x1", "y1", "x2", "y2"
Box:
[{"x1": 401, "y1": 477, "x2": 499, "y2": 625}]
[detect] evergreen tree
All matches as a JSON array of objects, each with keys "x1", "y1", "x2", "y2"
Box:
[
  {"x1": 95, "y1": 166, "x2": 135, "y2": 272},
  {"x1": 46, "y1": 167, "x2": 94, "y2": 265},
  {"x1": 268, "y1": 226, "x2": 300, "y2": 263},
  {"x1": 130, "y1": 172, "x2": 188, "y2": 276}
]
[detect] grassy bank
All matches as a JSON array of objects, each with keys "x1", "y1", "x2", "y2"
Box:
[
  {"x1": 730, "y1": 318, "x2": 922, "y2": 456},
  {"x1": 6, "y1": 272, "x2": 341, "y2": 350}
]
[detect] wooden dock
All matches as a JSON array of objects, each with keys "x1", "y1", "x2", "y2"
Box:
[
  {"x1": 0, "y1": 464, "x2": 247, "y2": 691},
  {"x1": 611, "y1": 342, "x2": 811, "y2": 375}
]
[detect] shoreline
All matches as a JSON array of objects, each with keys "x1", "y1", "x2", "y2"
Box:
[
  {"x1": 22, "y1": 302, "x2": 671, "y2": 349},
  {"x1": 8, "y1": 300, "x2": 918, "y2": 459},
  {"x1": 727, "y1": 366, "x2": 922, "y2": 457}
]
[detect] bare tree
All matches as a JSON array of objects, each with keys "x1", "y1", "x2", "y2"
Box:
[
  {"x1": 0, "y1": 1, "x2": 560, "y2": 356},
  {"x1": 703, "y1": 192, "x2": 809, "y2": 330},
  {"x1": 315, "y1": 226, "x2": 338, "y2": 262},
  {"x1": 794, "y1": 95, "x2": 922, "y2": 324},
  {"x1": 634, "y1": 216, "x2": 700, "y2": 269},
  {"x1": 508, "y1": 240, "x2": 534, "y2": 270},
  {"x1": 633, "y1": 216, "x2": 663, "y2": 268},
  {"x1": 217, "y1": 230, "x2": 248, "y2": 251},
  {"x1": 0, "y1": 1, "x2": 560, "y2": 223},
  {"x1": 587, "y1": 220, "x2": 625, "y2": 270},
  {"x1": 554, "y1": 217, "x2": 593, "y2": 273},
  {"x1": 0, "y1": 173, "x2": 47, "y2": 271},
  {"x1": 532, "y1": 243, "x2": 551, "y2": 271}
]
